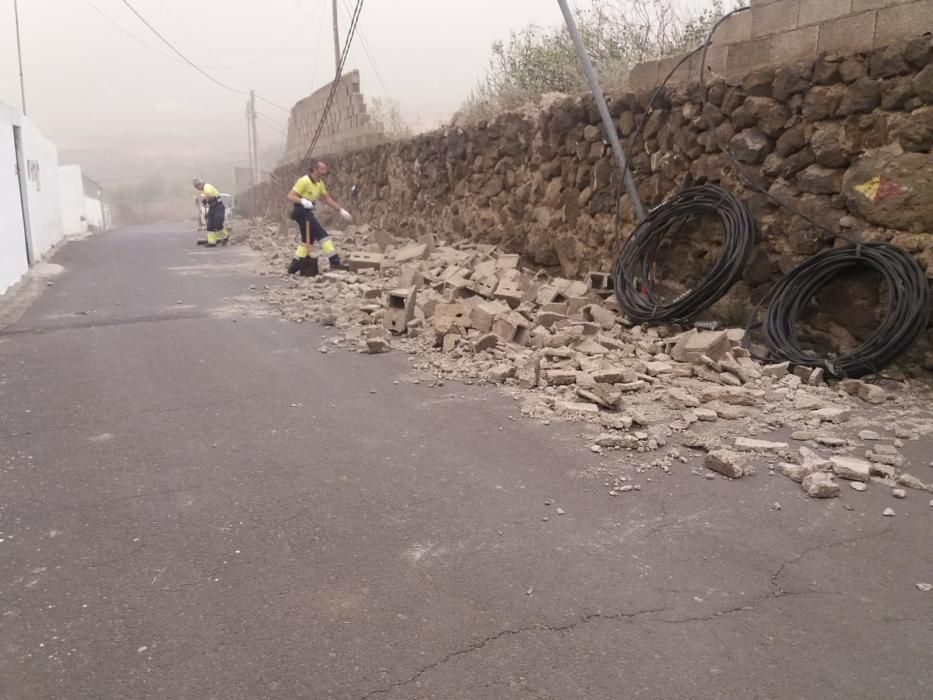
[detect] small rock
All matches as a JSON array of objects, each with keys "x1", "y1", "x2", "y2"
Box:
[
  {"x1": 918, "y1": 583, "x2": 933, "y2": 592},
  {"x1": 850, "y1": 481, "x2": 867, "y2": 492},
  {"x1": 892, "y1": 488, "x2": 907, "y2": 499},
  {"x1": 831, "y1": 456, "x2": 871, "y2": 482},
  {"x1": 556, "y1": 508, "x2": 566, "y2": 515},
  {"x1": 735, "y1": 437, "x2": 788, "y2": 453},
  {"x1": 772, "y1": 502, "x2": 782, "y2": 511},
  {"x1": 882, "y1": 507, "x2": 895, "y2": 517},
  {"x1": 858, "y1": 430, "x2": 882, "y2": 441}
]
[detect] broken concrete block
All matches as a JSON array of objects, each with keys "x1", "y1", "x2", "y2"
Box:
[
  {"x1": 495, "y1": 253, "x2": 520, "y2": 270},
  {"x1": 830, "y1": 456, "x2": 871, "y2": 482},
  {"x1": 735, "y1": 437, "x2": 789, "y2": 453},
  {"x1": 372, "y1": 229, "x2": 395, "y2": 252},
  {"x1": 487, "y1": 364, "x2": 515, "y2": 383},
  {"x1": 556, "y1": 401, "x2": 601, "y2": 415},
  {"x1": 781, "y1": 462, "x2": 817, "y2": 483},
  {"x1": 383, "y1": 288, "x2": 417, "y2": 334},
  {"x1": 694, "y1": 408, "x2": 718, "y2": 421},
  {"x1": 365, "y1": 337, "x2": 391, "y2": 354},
  {"x1": 671, "y1": 330, "x2": 730, "y2": 363},
  {"x1": 802, "y1": 472, "x2": 840, "y2": 498},
  {"x1": 493, "y1": 284, "x2": 523, "y2": 309},
  {"x1": 896, "y1": 473, "x2": 929, "y2": 491},
  {"x1": 432, "y1": 303, "x2": 471, "y2": 335},
  {"x1": 470, "y1": 300, "x2": 509, "y2": 333},
  {"x1": 535, "y1": 285, "x2": 562, "y2": 305},
  {"x1": 566, "y1": 297, "x2": 591, "y2": 316},
  {"x1": 534, "y1": 311, "x2": 568, "y2": 329},
  {"x1": 473, "y1": 333, "x2": 499, "y2": 353},
  {"x1": 812, "y1": 407, "x2": 850, "y2": 423},
  {"x1": 492, "y1": 311, "x2": 531, "y2": 345},
  {"x1": 667, "y1": 388, "x2": 701, "y2": 409},
  {"x1": 348, "y1": 252, "x2": 385, "y2": 271},
  {"x1": 564, "y1": 281, "x2": 589, "y2": 298},
  {"x1": 575, "y1": 339, "x2": 609, "y2": 355},
  {"x1": 442, "y1": 333, "x2": 460, "y2": 354},
  {"x1": 705, "y1": 450, "x2": 747, "y2": 478},
  {"x1": 585, "y1": 271, "x2": 614, "y2": 298},
  {"x1": 857, "y1": 383, "x2": 888, "y2": 405},
  {"x1": 393, "y1": 243, "x2": 428, "y2": 263},
  {"x1": 591, "y1": 368, "x2": 634, "y2": 384},
  {"x1": 517, "y1": 358, "x2": 541, "y2": 388},
  {"x1": 575, "y1": 383, "x2": 622, "y2": 410},
  {"x1": 398, "y1": 265, "x2": 424, "y2": 288},
  {"x1": 583, "y1": 304, "x2": 616, "y2": 329},
  {"x1": 467, "y1": 275, "x2": 498, "y2": 298},
  {"x1": 544, "y1": 369, "x2": 578, "y2": 386}
]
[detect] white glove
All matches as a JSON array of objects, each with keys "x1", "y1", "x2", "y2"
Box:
[
  {"x1": 339, "y1": 208, "x2": 352, "y2": 221},
  {"x1": 300, "y1": 198, "x2": 314, "y2": 210}
]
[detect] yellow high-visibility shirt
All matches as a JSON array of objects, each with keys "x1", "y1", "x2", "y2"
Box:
[
  {"x1": 201, "y1": 183, "x2": 220, "y2": 200},
  {"x1": 292, "y1": 175, "x2": 327, "y2": 202}
]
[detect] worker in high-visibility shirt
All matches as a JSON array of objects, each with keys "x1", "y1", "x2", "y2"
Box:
[
  {"x1": 285, "y1": 159, "x2": 352, "y2": 276},
  {"x1": 193, "y1": 179, "x2": 229, "y2": 247}
]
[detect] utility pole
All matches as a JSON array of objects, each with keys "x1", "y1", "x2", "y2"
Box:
[
  {"x1": 332, "y1": 0, "x2": 341, "y2": 79},
  {"x1": 249, "y1": 90, "x2": 260, "y2": 185},
  {"x1": 245, "y1": 101, "x2": 255, "y2": 185},
  {"x1": 13, "y1": 0, "x2": 27, "y2": 114}
]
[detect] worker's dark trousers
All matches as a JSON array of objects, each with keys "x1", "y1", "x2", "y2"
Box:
[
  {"x1": 205, "y1": 200, "x2": 227, "y2": 245},
  {"x1": 292, "y1": 205, "x2": 340, "y2": 267}
]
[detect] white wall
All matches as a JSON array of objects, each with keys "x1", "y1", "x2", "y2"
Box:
[
  {"x1": 21, "y1": 117, "x2": 64, "y2": 259},
  {"x1": 0, "y1": 102, "x2": 29, "y2": 295},
  {"x1": 85, "y1": 195, "x2": 104, "y2": 230},
  {"x1": 59, "y1": 165, "x2": 87, "y2": 237}
]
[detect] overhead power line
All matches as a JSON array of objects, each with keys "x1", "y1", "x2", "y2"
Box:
[
  {"x1": 118, "y1": 0, "x2": 291, "y2": 112},
  {"x1": 302, "y1": 0, "x2": 365, "y2": 163},
  {"x1": 340, "y1": 0, "x2": 390, "y2": 98}
]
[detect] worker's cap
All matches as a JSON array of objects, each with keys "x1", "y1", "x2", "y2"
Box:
[{"x1": 192, "y1": 178, "x2": 204, "y2": 187}]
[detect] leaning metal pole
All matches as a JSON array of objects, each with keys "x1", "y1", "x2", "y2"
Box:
[{"x1": 555, "y1": 0, "x2": 645, "y2": 223}]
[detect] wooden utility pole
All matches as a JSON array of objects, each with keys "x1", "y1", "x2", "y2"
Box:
[
  {"x1": 249, "y1": 90, "x2": 260, "y2": 184},
  {"x1": 246, "y1": 101, "x2": 255, "y2": 186},
  {"x1": 332, "y1": 0, "x2": 341, "y2": 78}
]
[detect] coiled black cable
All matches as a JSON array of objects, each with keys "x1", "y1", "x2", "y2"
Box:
[
  {"x1": 755, "y1": 243, "x2": 929, "y2": 378},
  {"x1": 612, "y1": 185, "x2": 757, "y2": 324}
]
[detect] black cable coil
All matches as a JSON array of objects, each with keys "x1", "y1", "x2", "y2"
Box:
[
  {"x1": 612, "y1": 185, "x2": 757, "y2": 324},
  {"x1": 756, "y1": 242, "x2": 930, "y2": 378}
]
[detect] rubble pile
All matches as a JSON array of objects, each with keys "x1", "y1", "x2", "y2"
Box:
[{"x1": 236, "y1": 220, "x2": 933, "y2": 503}]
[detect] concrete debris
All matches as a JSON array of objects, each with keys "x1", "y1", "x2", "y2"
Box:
[
  {"x1": 705, "y1": 450, "x2": 748, "y2": 479},
  {"x1": 235, "y1": 220, "x2": 933, "y2": 506},
  {"x1": 892, "y1": 488, "x2": 907, "y2": 499},
  {"x1": 802, "y1": 472, "x2": 840, "y2": 498},
  {"x1": 830, "y1": 456, "x2": 872, "y2": 482},
  {"x1": 850, "y1": 481, "x2": 867, "y2": 492},
  {"x1": 882, "y1": 507, "x2": 896, "y2": 517}
]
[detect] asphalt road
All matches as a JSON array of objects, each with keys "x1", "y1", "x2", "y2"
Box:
[{"x1": 1, "y1": 224, "x2": 931, "y2": 699}]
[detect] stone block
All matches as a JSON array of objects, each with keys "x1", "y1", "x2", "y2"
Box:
[
  {"x1": 831, "y1": 456, "x2": 872, "y2": 482},
  {"x1": 347, "y1": 252, "x2": 384, "y2": 271},
  {"x1": 393, "y1": 243, "x2": 428, "y2": 263},
  {"x1": 492, "y1": 312, "x2": 531, "y2": 345},
  {"x1": 752, "y1": 0, "x2": 800, "y2": 37},
  {"x1": 493, "y1": 284, "x2": 523, "y2": 309},
  {"x1": 726, "y1": 37, "x2": 773, "y2": 74},
  {"x1": 769, "y1": 25, "x2": 819, "y2": 65},
  {"x1": 545, "y1": 370, "x2": 579, "y2": 386},
  {"x1": 717, "y1": 9, "x2": 754, "y2": 43},
  {"x1": 586, "y1": 271, "x2": 615, "y2": 298},
  {"x1": 470, "y1": 300, "x2": 509, "y2": 333},
  {"x1": 802, "y1": 472, "x2": 840, "y2": 498},
  {"x1": 672, "y1": 330, "x2": 731, "y2": 363},
  {"x1": 383, "y1": 288, "x2": 417, "y2": 334},
  {"x1": 467, "y1": 275, "x2": 499, "y2": 299},
  {"x1": 875, "y1": 1, "x2": 933, "y2": 48},
  {"x1": 818, "y1": 11, "x2": 878, "y2": 54},
  {"x1": 798, "y1": 0, "x2": 854, "y2": 26},
  {"x1": 473, "y1": 333, "x2": 499, "y2": 352},
  {"x1": 706, "y1": 450, "x2": 747, "y2": 478}
]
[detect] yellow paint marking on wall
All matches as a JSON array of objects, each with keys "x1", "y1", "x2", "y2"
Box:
[{"x1": 855, "y1": 177, "x2": 881, "y2": 202}]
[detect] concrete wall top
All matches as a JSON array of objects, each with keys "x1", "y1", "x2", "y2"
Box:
[{"x1": 629, "y1": 0, "x2": 932, "y2": 89}]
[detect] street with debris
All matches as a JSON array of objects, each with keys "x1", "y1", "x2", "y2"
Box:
[{"x1": 1, "y1": 223, "x2": 931, "y2": 698}]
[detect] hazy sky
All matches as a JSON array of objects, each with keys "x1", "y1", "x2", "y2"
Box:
[{"x1": 0, "y1": 0, "x2": 704, "y2": 185}]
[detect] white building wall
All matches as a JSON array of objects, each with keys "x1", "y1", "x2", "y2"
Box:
[
  {"x1": 85, "y1": 195, "x2": 104, "y2": 230},
  {"x1": 59, "y1": 165, "x2": 87, "y2": 237},
  {"x1": 21, "y1": 117, "x2": 64, "y2": 259},
  {"x1": 0, "y1": 103, "x2": 29, "y2": 295}
]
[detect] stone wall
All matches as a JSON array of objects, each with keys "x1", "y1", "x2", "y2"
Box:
[
  {"x1": 245, "y1": 31, "x2": 933, "y2": 345},
  {"x1": 629, "y1": 0, "x2": 933, "y2": 90},
  {"x1": 281, "y1": 70, "x2": 385, "y2": 166}
]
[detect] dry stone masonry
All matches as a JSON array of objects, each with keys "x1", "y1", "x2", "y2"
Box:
[{"x1": 246, "y1": 20, "x2": 933, "y2": 356}]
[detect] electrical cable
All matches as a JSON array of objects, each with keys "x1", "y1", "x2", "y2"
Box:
[
  {"x1": 118, "y1": 0, "x2": 291, "y2": 112},
  {"x1": 300, "y1": 0, "x2": 365, "y2": 164},
  {"x1": 753, "y1": 243, "x2": 930, "y2": 378},
  {"x1": 612, "y1": 185, "x2": 757, "y2": 324},
  {"x1": 341, "y1": 0, "x2": 390, "y2": 98}
]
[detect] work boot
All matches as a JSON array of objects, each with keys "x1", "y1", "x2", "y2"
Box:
[
  {"x1": 218, "y1": 228, "x2": 230, "y2": 245},
  {"x1": 328, "y1": 255, "x2": 348, "y2": 271},
  {"x1": 206, "y1": 232, "x2": 217, "y2": 247},
  {"x1": 287, "y1": 257, "x2": 302, "y2": 275},
  {"x1": 299, "y1": 256, "x2": 320, "y2": 277}
]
